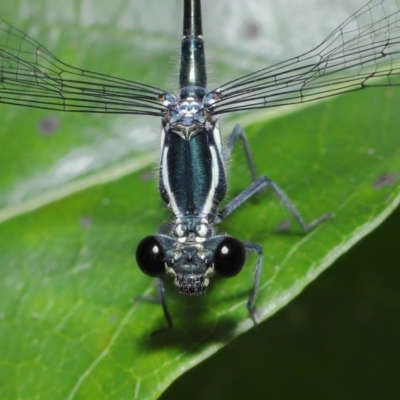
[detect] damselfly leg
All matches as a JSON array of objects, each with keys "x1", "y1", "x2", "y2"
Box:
[{"x1": 218, "y1": 124, "x2": 333, "y2": 325}]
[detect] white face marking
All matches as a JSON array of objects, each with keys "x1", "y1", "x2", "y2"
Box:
[
  {"x1": 197, "y1": 223, "x2": 208, "y2": 237},
  {"x1": 175, "y1": 224, "x2": 185, "y2": 237}
]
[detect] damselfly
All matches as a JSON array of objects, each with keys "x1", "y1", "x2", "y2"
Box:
[{"x1": 1, "y1": 0, "x2": 400, "y2": 331}]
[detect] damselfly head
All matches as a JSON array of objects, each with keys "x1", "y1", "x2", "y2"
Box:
[{"x1": 135, "y1": 234, "x2": 247, "y2": 296}]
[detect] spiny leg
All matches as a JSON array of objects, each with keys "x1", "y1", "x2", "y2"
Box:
[
  {"x1": 223, "y1": 124, "x2": 332, "y2": 230},
  {"x1": 135, "y1": 278, "x2": 173, "y2": 335},
  {"x1": 243, "y1": 241, "x2": 263, "y2": 325},
  {"x1": 225, "y1": 124, "x2": 257, "y2": 181},
  {"x1": 153, "y1": 278, "x2": 173, "y2": 335},
  {"x1": 219, "y1": 177, "x2": 330, "y2": 325},
  {"x1": 218, "y1": 176, "x2": 332, "y2": 229},
  {"x1": 222, "y1": 126, "x2": 331, "y2": 324}
]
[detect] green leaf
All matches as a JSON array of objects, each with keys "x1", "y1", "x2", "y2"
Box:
[{"x1": 1, "y1": 1, "x2": 400, "y2": 400}]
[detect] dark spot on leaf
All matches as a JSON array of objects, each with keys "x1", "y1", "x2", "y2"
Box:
[
  {"x1": 37, "y1": 115, "x2": 60, "y2": 136},
  {"x1": 79, "y1": 216, "x2": 92, "y2": 228},
  {"x1": 274, "y1": 219, "x2": 291, "y2": 232},
  {"x1": 241, "y1": 20, "x2": 262, "y2": 39},
  {"x1": 373, "y1": 173, "x2": 398, "y2": 189}
]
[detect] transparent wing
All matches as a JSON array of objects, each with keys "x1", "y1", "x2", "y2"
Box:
[
  {"x1": 209, "y1": 0, "x2": 400, "y2": 115},
  {"x1": 0, "y1": 19, "x2": 166, "y2": 116}
]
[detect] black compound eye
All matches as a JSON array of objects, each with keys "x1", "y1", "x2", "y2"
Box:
[
  {"x1": 214, "y1": 237, "x2": 246, "y2": 278},
  {"x1": 136, "y1": 236, "x2": 166, "y2": 277}
]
